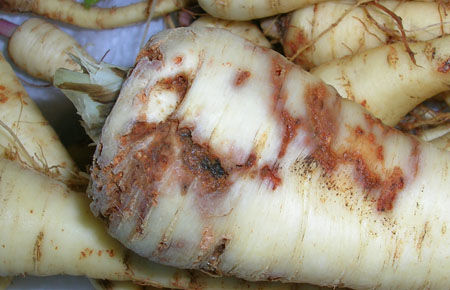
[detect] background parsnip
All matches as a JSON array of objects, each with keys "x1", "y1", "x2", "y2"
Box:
[
  {"x1": 280, "y1": 1, "x2": 450, "y2": 69},
  {"x1": 0, "y1": 0, "x2": 193, "y2": 29},
  {"x1": 311, "y1": 36, "x2": 450, "y2": 126},
  {"x1": 191, "y1": 16, "x2": 271, "y2": 48},
  {"x1": 0, "y1": 52, "x2": 80, "y2": 184},
  {"x1": 8, "y1": 18, "x2": 95, "y2": 82},
  {"x1": 198, "y1": 0, "x2": 336, "y2": 21}
]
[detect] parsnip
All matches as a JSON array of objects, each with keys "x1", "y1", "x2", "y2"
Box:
[
  {"x1": 311, "y1": 36, "x2": 450, "y2": 126},
  {"x1": 0, "y1": 156, "x2": 302, "y2": 289},
  {"x1": 8, "y1": 18, "x2": 94, "y2": 82},
  {"x1": 90, "y1": 27, "x2": 450, "y2": 289},
  {"x1": 0, "y1": 52, "x2": 79, "y2": 184},
  {"x1": 198, "y1": 0, "x2": 332, "y2": 21},
  {"x1": 430, "y1": 132, "x2": 450, "y2": 151},
  {"x1": 1, "y1": 52, "x2": 299, "y2": 290},
  {"x1": 0, "y1": 0, "x2": 193, "y2": 29},
  {"x1": 6, "y1": 18, "x2": 127, "y2": 141},
  {"x1": 191, "y1": 16, "x2": 271, "y2": 48},
  {"x1": 279, "y1": 1, "x2": 450, "y2": 69}
]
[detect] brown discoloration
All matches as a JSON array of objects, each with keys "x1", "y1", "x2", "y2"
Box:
[
  {"x1": 33, "y1": 231, "x2": 44, "y2": 266},
  {"x1": 179, "y1": 128, "x2": 229, "y2": 193},
  {"x1": 0, "y1": 93, "x2": 8, "y2": 103},
  {"x1": 158, "y1": 74, "x2": 189, "y2": 97},
  {"x1": 343, "y1": 152, "x2": 380, "y2": 191},
  {"x1": 279, "y1": 110, "x2": 302, "y2": 159},
  {"x1": 106, "y1": 249, "x2": 115, "y2": 257},
  {"x1": 386, "y1": 46, "x2": 399, "y2": 68},
  {"x1": 416, "y1": 221, "x2": 429, "y2": 255},
  {"x1": 94, "y1": 119, "x2": 231, "y2": 239},
  {"x1": 136, "y1": 45, "x2": 163, "y2": 63},
  {"x1": 234, "y1": 70, "x2": 251, "y2": 86},
  {"x1": 377, "y1": 167, "x2": 404, "y2": 212},
  {"x1": 376, "y1": 146, "x2": 384, "y2": 161},
  {"x1": 305, "y1": 83, "x2": 339, "y2": 172},
  {"x1": 174, "y1": 56, "x2": 183, "y2": 65},
  {"x1": 260, "y1": 165, "x2": 282, "y2": 190},
  {"x1": 200, "y1": 238, "x2": 229, "y2": 276},
  {"x1": 438, "y1": 58, "x2": 450, "y2": 73},
  {"x1": 79, "y1": 248, "x2": 94, "y2": 259},
  {"x1": 409, "y1": 138, "x2": 421, "y2": 178}
]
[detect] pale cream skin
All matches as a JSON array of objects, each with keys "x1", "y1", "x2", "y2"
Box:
[
  {"x1": 8, "y1": 18, "x2": 94, "y2": 82},
  {"x1": 282, "y1": 1, "x2": 450, "y2": 69},
  {"x1": 1, "y1": 0, "x2": 193, "y2": 29},
  {"x1": 0, "y1": 52, "x2": 78, "y2": 183},
  {"x1": 0, "y1": 156, "x2": 302, "y2": 289},
  {"x1": 311, "y1": 36, "x2": 450, "y2": 126},
  {"x1": 198, "y1": 0, "x2": 330, "y2": 21},
  {"x1": 191, "y1": 16, "x2": 271, "y2": 48},
  {"x1": 90, "y1": 27, "x2": 450, "y2": 289}
]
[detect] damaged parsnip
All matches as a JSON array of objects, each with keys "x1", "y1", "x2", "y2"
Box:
[
  {"x1": 275, "y1": 0, "x2": 450, "y2": 69},
  {"x1": 311, "y1": 36, "x2": 450, "y2": 126},
  {"x1": 0, "y1": 51, "x2": 306, "y2": 290},
  {"x1": 90, "y1": 27, "x2": 450, "y2": 289},
  {"x1": 0, "y1": 0, "x2": 193, "y2": 29}
]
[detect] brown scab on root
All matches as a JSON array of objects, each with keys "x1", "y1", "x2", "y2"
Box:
[
  {"x1": 136, "y1": 45, "x2": 163, "y2": 63},
  {"x1": 200, "y1": 238, "x2": 229, "y2": 277},
  {"x1": 260, "y1": 165, "x2": 282, "y2": 190},
  {"x1": 438, "y1": 58, "x2": 450, "y2": 73},
  {"x1": 305, "y1": 83, "x2": 339, "y2": 172},
  {"x1": 33, "y1": 231, "x2": 44, "y2": 267},
  {"x1": 377, "y1": 167, "x2": 404, "y2": 212},
  {"x1": 234, "y1": 70, "x2": 251, "y2": 86},
  {"x1": 179, "y1": 128, "x2": 229, "y2": 193}
]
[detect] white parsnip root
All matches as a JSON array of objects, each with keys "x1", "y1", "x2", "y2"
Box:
[
  {"x1": 280, "y1": 1, "x2": 450, "y2": 69},
  {"x1": 0, "y1": 155, "x2": 302, "y2": 289},
  {"x1": 0, "y1": 0, "x2": 193, "y2": 29},
  {"x1": 311, "y1": 36, "x2": 450, "y2": 126},
  {"x1": 0, "y1": 52, "x2": 79, "y2": 184},
  {"x1": 90, "y1": 27, "x2": 450, "y2": 289},
  {"x1": 198, "y1": 0, "x2": 335, "y2": 21},
  {"x1": 191, "y1": 16, "x2": 271, "y2": 48},
  {"x1": 8, "y1": 18, "x2": 94, "y2": 82}
]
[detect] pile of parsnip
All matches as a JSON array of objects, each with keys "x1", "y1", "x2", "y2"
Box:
[{"x1": 0, "y1": 0, "x2": 449, "y2": 289}]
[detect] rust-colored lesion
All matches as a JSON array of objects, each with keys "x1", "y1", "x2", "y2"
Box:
[
  {"x1": 179, "y1": 127, "x2": 229, "y2": 193},
  {"x1": 377, "y1": 167, "x2": 404, "y2": 212},
  {"x1": 302, "y1": 82, "x2": 413, "y2": 212},
  {"x1": 234, "y1": 70, "x2": 251, "y2": 86},
  {"x1": 32, "y1": 231, "x2": 44, "y2": 268},
  {"x1": 437, "y1": 58, "x2": 450, "y2": 73},
  {"x1": 279, "y1": 110, "x2": 302, "y2": 159},
  {"x1": 199, "y1": 238, "x2": 229, "y2": 277},
  {"x1": 260, "y1": 165, "x2": 282, "y2": 190},
  {"x1": 136, "y1": 44, "x2": 163, "y2": 63},
  {"x1": 305, "y1": 83, "x2": 339, "y2": 173}
]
